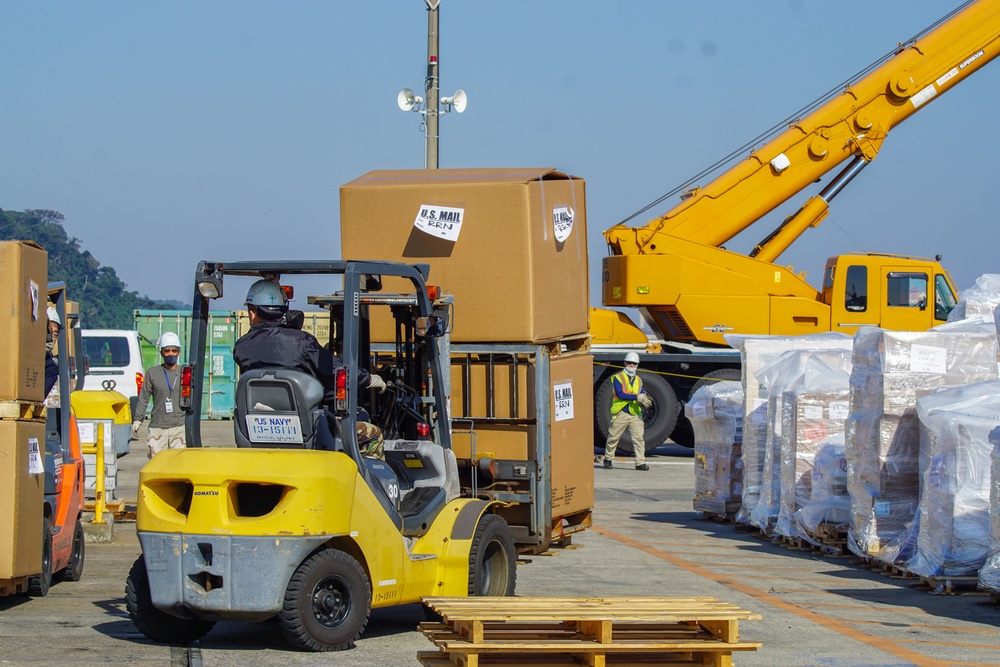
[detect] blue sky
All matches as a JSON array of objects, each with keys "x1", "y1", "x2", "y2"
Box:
[{"x1": 2, "y1": 1, "x2": 998, "y2": 312}]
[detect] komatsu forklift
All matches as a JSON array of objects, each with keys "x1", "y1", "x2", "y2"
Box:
[{"x1": 126, "y1": 260, "x2": 516, "y2": 651}]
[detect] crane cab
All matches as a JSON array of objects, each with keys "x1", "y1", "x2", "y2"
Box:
[{"x1": 822, "y1": 253, "x2": 957, "y2": 335}]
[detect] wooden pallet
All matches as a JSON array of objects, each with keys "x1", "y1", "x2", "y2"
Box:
[
  {"x1": 0, "y1": 399, "x2": 46, "y2": 422},
  {"x1": 419, "y1": 597, "x2": 761, "y2": 667},
  {"x1": 0, "y1": 577, "x2": 29, "y2": 596},
  {"x1": 911, "y1": 575, "x2": 983, "y2": 595}
]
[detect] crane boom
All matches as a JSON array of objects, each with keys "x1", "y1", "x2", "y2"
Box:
[{"x1": 604, "y1": 0, "x2": 1000, "y2": 260}]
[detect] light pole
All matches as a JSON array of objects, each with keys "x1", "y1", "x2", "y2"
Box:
[{"x1": 397, "y1": 0, "x2": 466, "y2": 169}]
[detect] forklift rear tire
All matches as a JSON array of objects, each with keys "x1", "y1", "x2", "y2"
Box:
[
  {"x1": 468, "y1": 514, "x2": 516, "y2": 597},
  {"x1": 279, "y1": 548, "x2": 371, "y2": 651},
  {"x1": 126, "y1": 556, "x2": 215, "y2": 644},
  {"x1": 58, "y1": 519, "x2": 85, "y2": 582},
  {"x1": 28, "y1": 522, "x2": 52, "y2": 597}
]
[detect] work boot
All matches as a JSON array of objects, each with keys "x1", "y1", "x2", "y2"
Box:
[
  {"x1": 635, "y1": 464, "x2": 649, "y2": 471},
  {"x1": 603, "y1": 458, "x2": 613, "y2": 469}
]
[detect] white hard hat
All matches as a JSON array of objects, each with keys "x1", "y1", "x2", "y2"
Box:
[
  {"x1": 157, "y1": 331, "x2": 181, "y2": 350},
  {"x1": 46, "y1": 306, "x2": 61, "y2": 327},
  {"x1": 624, "y1": 352, "x2": 640, "y2": 365}
]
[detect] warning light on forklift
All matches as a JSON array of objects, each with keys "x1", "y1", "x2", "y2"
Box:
[
  {"x1": 135, "y1": 371, "x2": 145, "y2": 396},
  {"x1": 335, "y1": 368, "x2": 347, "y2": 412},
  {"x1": 416, "y1": 422, "x2": 431, "y2": 439},
  {"x1": 426, "y1": 285, "x2": 440, "y2": 300},
  {"x1": 180, "y1": 366, "x2": 192, "y2": 409},
  {"x1": 280, "y1": 285, "x2": 294, "y2": 301}
]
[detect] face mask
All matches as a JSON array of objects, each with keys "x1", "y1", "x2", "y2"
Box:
[
  {"x1": 163, "y1": 355, "x2": 179, "y2": 366},
  {"x1": 625, "y1": 366, "x2": 637, "y2": 378},
  {"x1": 46, "y1": 341, "x2": 55, "y2": 353}
]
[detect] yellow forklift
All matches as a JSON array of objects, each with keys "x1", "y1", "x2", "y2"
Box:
[{"x1": 126, "y1": 259, "x2": 516, "y2": 651}]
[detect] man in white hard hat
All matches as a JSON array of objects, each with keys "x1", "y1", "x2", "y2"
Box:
[
  {"x1": 602, "y1": 352, "x2": 653, "y2": 471},
  {"x1": 132, "y1": 331, "x2": 186, "y2": 458}
]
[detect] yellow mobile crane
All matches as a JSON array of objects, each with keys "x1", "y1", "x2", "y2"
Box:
[{"x1": 593, "y1": 0, "x2": 1000, "y2": 450}]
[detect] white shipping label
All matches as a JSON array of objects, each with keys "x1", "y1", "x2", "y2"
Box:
[
  {"x1": 689, "y1": 402, "x2": 707, "y2": 419},
  {"x1": 874, "y1": 501, "x2": 891, "y2": 517},
  {"x1": 750, "y1": 399, "x2": 768, "y2": 424},
  {"x1": 30, "y1": 280, "x2": 40, "y2": 321},
  {"x1": 247, "y1": 415, "x2": 304, "y2": 444},
  {"x1": 829, "y1": 401, "x2": 850, "y2": 421},
  {"x1": 77, "y1": 421, "x2": 96, "y2": 444},
  {"x1": 413, "y1": 205, "x2": 465, "y2": 242},
  {"x1": 910, "y1": 344, "x2": 947, "y2": 374},
  {"x1": 28, "y1": 437, "x2": 44, "y2": 475},
  {"x1": 803, "y1": 406, "x2": 824, "y2": 420},
  {"x1": 554, "y1": 382, "x2": 574, "y2": 422},
  {"x1": 552, "y1": 206, "x2": 575, "y2": 243}
]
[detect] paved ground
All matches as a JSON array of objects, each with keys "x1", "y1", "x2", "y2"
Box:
[{"x1": 1, "y1": 424, "x2": 999, "y2": 666}]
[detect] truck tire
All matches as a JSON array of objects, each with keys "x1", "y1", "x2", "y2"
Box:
[
  {"x1": 28, "y1": 521, "x2": 52, "y2": 597},
  {"x1": 672, "y1": 368, "x2": 743, "y2": 448},
  {"x1": 279, "y1": 549, "x2": 371, "y2": 651},
  {"x1": 126, "y1": 556, "x2": 215, "y2": 644},
  {"x1": 57, "y1": 519, "x2": 85, "y2": 582},
  {"x1": 595, "y1": 372, "x2": 679, "y2": 456},
  {"x1": 468, "y1": 514, "x2": 517, "y2": 597}
]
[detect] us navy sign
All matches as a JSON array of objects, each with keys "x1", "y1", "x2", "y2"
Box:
[
  {"x1": 247, "y1": 415, "x2": 304, "y2": 444},
  {"x1": 414, "y1": 205, "x2": 465, "y2": 242}
]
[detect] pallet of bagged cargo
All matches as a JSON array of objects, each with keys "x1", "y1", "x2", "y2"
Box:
[{"x1": 418, "y1": 596, "x2": 761, "y2": 667}]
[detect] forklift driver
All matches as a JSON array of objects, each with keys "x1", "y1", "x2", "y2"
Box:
[{"x1": 233, "y1": 279, "x2": 387, "y2": 457}]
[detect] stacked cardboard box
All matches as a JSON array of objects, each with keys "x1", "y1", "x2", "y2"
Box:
[
  {"x1": 341, "y1": 168, "x2": 589, "y2": 343},
  {"x1": 794, "y1": 436, "x2": 850, "y2": 536},
  {"x1": 686, "y1": 380, "x2": 744, "y2": 517},
  {"x1": 846, "y1": 326, "x2": 999, "y2": 561},
  {"x1": 747, "y1": 347, "x2": 853, "y2": 533},
  {"x1": 777, "y1": 378, "x2": 850, "y2": 539},
  {"x1": 907, "y1": 382, "x2": 998, "y2": 577},
  {"x1": 980, "y1": 423, "x2": 1000, "y2": 593},
  {"x1": 0, "y1": 241, "x2": 49, "y2": 581},
  {"x1": 340, "y1": 169, "x2": 594, "y2": 535},
  {"x1": 730, "y1": 333, "x2": 853, "y2": 524}
]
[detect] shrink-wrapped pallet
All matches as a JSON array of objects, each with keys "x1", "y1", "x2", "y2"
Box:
[
  {"x1": 776, "y1": 365, "x2": 851, "y2": 538},
  {"x1": 726, "y1": 333, "x2": 852, "y2": 524},
  {"x1": 981, "y1": 425, "x2": 1000, "y2": 594},
  {"x1": 749, "y1": 349, "x2": 852, "y2": 533},
  {"x1": 947, "y1": 274, "x2": 1000, "y2": 323},
  {"x1": 794, "y1": 435, "x2": 850, "y2": 535},
  {"x1": 687, "y1": 380, "x2": 744, "y2": 517},
  {"x1": 905, "y1": 383, "x2": 997, "y2": 577},
  {"x1": 846, "y1": 325, "x2": 999, "y2": 560}
]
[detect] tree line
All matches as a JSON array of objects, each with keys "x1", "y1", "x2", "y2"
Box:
[{"x1": 1, "y1": 208, "x2": 180, "y2": 328}]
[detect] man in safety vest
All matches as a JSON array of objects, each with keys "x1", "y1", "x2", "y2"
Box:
[{"x1": 602, "y1": 352, "x2": 652, "y2": 471}]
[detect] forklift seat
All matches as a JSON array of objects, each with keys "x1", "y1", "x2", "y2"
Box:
[{"x1": 234, "y1": 369, "x2": 329, "y2": 449}]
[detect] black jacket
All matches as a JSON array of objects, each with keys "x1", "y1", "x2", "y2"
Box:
[
  {"x1": 233, "y1": 320, "x2": 369, "y2": 403},
  {"x1": 44, "y1": 352, "x2": 59, "y2": 397}
]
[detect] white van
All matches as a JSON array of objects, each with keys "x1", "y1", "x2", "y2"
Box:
[{"x1": 81, "y1": 329, "x2": 146, "y2": 418}]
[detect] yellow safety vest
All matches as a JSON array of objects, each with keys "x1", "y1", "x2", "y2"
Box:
[{"x1": 610, "y1": 370, "x2": 643, "y2": 417}]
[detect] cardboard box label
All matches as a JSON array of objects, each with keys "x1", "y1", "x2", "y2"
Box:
[
  {"x1": 30, "y1": 280, "x2": 40, "y2": 321},
  {"x1": 28, "y1": 437, "x2": 44, "y2": 475},
  {"x1": 909, "y1": 344, "x2": 947, "y2": 374},
  {"x1": 414, "y1": 205, "x2": 465, "y2": 242},
  {"x1": 829, "y1": 401, "x2": 850, "y2": 420},
  {"x1": 552, "y1": 206, "x2": 575, "y2": 242},
  {"x1": 554, "y1": 381, "x2": 574, "y2": 421}
]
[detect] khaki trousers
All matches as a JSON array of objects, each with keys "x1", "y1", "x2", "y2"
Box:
[
  {"x1": 148, "y1": 425, "x2": 186, "y2": 459},
  {"x1": 604, "y1": 410, "x2": 646, "y2": 465}
]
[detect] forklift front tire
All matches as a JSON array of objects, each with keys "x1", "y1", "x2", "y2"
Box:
[
  {"x1": 28, "y1": 521, "x2": 52, "y2": 597},
  {"x1": 126, "y1": 556, "x2": 215, "y2": 644},
  {"x1": 279, "y1": 548, "x2": 371, "y2": 651},
  {"x1": 57, "y1": 519, "x2": 85, "y2": 582},
  {"x1": 468, "y1": 514, "x2": 517, "y2": 597}
]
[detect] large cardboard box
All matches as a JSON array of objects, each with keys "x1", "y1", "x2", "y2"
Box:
[
  {"x1": 449, "y1": 351, "x2": 594, "y2": 518},
  {"x1": 340, "y1": 168, "x2": 589, "y2": 343},
  {"x1": 0, "y1": 420, "x2": 45, "y2": 579},
  {"x1": 0, "y1": 241, "x2": 48, "y2": 401}
]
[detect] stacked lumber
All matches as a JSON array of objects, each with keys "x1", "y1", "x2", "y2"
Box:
[{"x1": 418, "y1": 596, "x2": 761, "y2": 667}]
